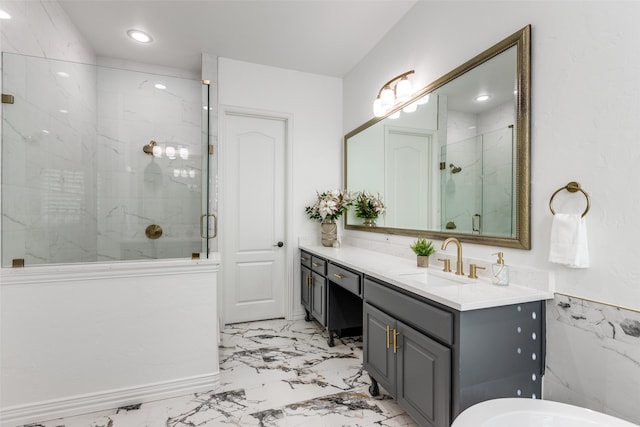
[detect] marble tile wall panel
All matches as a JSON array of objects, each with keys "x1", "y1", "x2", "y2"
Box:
[
  {"x1": 545, "y1": 294, "x2": 640, "y2": 424},
  {"x1": 2, "y1": 53, "x2": 204, "y2": 265},
  {"x1": 95, "y1": 66, "x2": 203, "y2": 261},
  {"x1": 1, "y1": 54, "x2": 98, "y2": 266}
]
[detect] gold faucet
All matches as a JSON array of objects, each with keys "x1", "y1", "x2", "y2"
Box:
[{"x1": 441, "y1": 237, "x2": 464, "y2": 275}]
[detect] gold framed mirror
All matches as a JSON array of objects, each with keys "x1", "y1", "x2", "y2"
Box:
[{"x1": 344, "y1": 25, "x2": 530, "y2": 249}]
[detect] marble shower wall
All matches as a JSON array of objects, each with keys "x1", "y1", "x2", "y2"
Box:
[
  {"x1": 1, "y1": 53, "x2": 204, "y2": 265},
  {"x1": 545, "y1": 294, "x2": 640, "y2": 425},
  {"x1": 441, "y1": 100, "x2": 514, "y2": 236},
  {"x1": 95, "y1": 66, "x2": 203, "y2": 261},
  {"x1": 1, "y1": 53, "x2": 98, "y2": 266}
]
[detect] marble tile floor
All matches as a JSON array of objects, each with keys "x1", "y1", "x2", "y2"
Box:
[{"x1": 22, "y1": 319, "x2": 418, "y2": 427}]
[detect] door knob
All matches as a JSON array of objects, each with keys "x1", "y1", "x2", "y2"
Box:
[{"x1": 273, "y1": 241, "x2": 284, "y2": 247}]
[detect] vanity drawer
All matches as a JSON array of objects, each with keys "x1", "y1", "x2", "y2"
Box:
[
  {"x1": 328, "y1": 263, "x2": 362, "y2": 296},
  {"x1": 300, "y1": 251, "x2": 312, "y2": 268},
  {"x1": 364, "y1": 277, "x2": 453, "y2": 345},
  {"x1": 311, "y1": 256, "x2": 327, "y2": 275}
]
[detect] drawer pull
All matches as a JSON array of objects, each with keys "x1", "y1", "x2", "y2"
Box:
[
  {"x1": 393, "y1": 329, "x2": 400, "y2": 353},
  {"x1": 312, "y1": 262, "x2": 321, "y2": 267},
  {"x1": 333, "y1": 273, "x2": 345, "y2": 279},
  {"x1": 386, "y1": 325, "x2": 391, "y2": 349},
  {"x1": 301, "y1": 256, "x2": 310, "y2": 262},
  {"x1": 307, "y1": 274, "x2": 312, "y2": 287}
]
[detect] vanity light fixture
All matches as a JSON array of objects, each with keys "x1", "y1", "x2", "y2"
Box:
[
  {"x1": 127, "y1": 29, "x2": 153, "y2": 43},
  {"x1": 373, "y1": 70, "x2": 415, "y2": 117},
  {"x1": 0, "y1": 9, "x2": 11, "y2": 20}
]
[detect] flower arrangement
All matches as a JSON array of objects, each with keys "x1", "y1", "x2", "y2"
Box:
[
  {"x1": 353, "y1": 191, "x2": 385, "y2": 219},
  {"x1": 410, "y1": 238, "x2": 436, "y2": 257},
  {"x1": 305, "y1": 190, "x2": 351, "y2": 222}
]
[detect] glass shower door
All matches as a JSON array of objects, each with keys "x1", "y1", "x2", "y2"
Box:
[{"x1": 1, "y1": 53, "x2": 210, "y2": 266}]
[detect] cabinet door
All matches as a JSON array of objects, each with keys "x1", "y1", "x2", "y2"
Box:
[
  {"x1": 397, "y1": 321, "x2": 451, "y2": 427},
  {"x1": 363, "y1": 302, "x2": 396, "y2": 397},
  {"x1": 311, "y1": 272, "x2": 326, "y2": 325},
  {"x1": 300, "y1": 265, "x2": 311, "y2": 312}
]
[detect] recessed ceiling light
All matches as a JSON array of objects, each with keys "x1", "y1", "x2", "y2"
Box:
[
  {"x1": 0, "y1": 10, "x2": 11, "y2": 20},
  {"x1": 154, "y1": 83, "x2": 166, "y2": 90},
  {"x1": 475, "y1": 94, "x2": 490, "y2": 102},
  {"x1": 127, "y1": 29, "x2": 153, "y2": 43}
]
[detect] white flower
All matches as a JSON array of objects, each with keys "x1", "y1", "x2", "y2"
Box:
[{"x1": 304, "y1": 189, "x2": 350, "y2": 222}]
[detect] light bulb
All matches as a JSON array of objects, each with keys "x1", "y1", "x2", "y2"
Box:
[
  {"x1": 373, "y1": 98, "x2": 386, "y2": 117},
  {"x1": 389, "y1": 111, "x2": 401, "y2": 119},
  {"x1": 395, "y1": 78, "x2": 412, "y2": 102},
  {"x1": 380, "y1": 87, "x2": 395, "y2": 109},
  {"x1": 165, "y1": 146, "x2": 176, "y2": 159},
  {"x1": 152, "y1": 145, "x2": 162, "y2": 157},
  {"x1": 179, "y1": 147, "x2": 189, "y2": 159}
]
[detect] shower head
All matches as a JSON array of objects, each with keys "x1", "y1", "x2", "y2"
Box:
[
  {"x1": 449, "y1": 163, "x2": 462, "y2": 174},
  {"x1": 143, "y1": 140, "x2": 157, "y2": 156}
]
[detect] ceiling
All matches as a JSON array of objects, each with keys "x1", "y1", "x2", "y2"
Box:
[{"x1": 59, "y1": 0, "x2": 418, "y2": 77}]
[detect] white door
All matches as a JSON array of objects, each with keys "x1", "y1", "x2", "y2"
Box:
[
  {"x1": 385, "y1": 128, "x2": 433, "y2": 230},
  {"x1": 222, "y1": 111, "x2": 286, "y2": 324}
]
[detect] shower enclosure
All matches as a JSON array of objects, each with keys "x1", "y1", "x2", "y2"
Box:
[
  {"x1": 1, "y1": 53, "x2": 215, "y2": 267},
  {"x1": 441, "y1": 125, "x2": 515, "y2": 236}
]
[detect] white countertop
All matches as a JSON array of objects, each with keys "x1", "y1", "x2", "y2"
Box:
[{"x1": 300, "y1": 244, "x2": 553, "y2": 311}]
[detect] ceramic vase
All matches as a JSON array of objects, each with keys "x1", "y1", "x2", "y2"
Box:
[{"x1": 320, "y1": 219, "x2": 337, "y2": 247}]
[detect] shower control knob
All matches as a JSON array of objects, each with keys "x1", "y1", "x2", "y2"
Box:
[{"x1": 273, "y1": 241, "x2": 284, "y2": 248}]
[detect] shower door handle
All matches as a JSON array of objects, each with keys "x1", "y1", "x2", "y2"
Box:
[
  {"x1": 472, "y1": 213, "x2": 481, "y2": 233},
  {"x1": 200, "y1": 213, "x2": 217, "y2": 239}
]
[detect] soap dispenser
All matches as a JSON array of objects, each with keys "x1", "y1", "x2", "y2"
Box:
[{"x1": 492, "y1": 252, "x2": 509, "y2": 286}]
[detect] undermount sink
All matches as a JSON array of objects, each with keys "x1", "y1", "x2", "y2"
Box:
[{"x1": 396, "y1": 270, "x2": 473, "y2": 287}]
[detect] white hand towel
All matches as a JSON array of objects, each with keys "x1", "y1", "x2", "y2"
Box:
[{"x1": 549, "y1": 213, "x2": 589, "y2": 268}]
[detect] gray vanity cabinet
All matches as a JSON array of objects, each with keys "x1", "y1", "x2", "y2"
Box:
[
  {"x1": 300, "y1": 253, "x2": 312, "y2": 317},
  {"x1": 300, "y1": 250, "x2": 364, "y2": 346},
  {"x1": 363, "y1": 276, "x2": 544, "y2": 427},
  {"x1": 364, "y1": 290, "x2": 451, "y2": 427},
  {"x1": 397, "y1": 321, "x2": 451, "y2": 427},
  {"x1": 310, "y1": 270, "x2": 326, "y2": 324},
  {"x1": 363, "y1": 302, "x2": 396, "y2": 394},
  {"x1": 299, "y1": 251, "x2": 326, "y2": 325}
]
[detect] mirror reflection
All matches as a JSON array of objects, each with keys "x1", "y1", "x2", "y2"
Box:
[{"x1": 345, "y1": 26, "x2": 530, "y2": 249}]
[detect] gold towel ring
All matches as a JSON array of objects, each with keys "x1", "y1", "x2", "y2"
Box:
[{"x1": 549, "y1": 181, "x2": 591, "y2": 218}]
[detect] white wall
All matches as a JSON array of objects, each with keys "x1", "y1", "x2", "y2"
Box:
[
  {"x1": 218, "y1": 57, "x2": 343, "y2": 320},
  {"x1": 344, "y1": 1, "x2": 640, "y2": 423},
  {"x1": 0, "y1": 261, "x2": 219, "y2": 426},
  {"x1": 344, "y1": 0, "x2": 640, "y2": 316}
]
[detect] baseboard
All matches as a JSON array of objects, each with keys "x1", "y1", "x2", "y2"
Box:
[{"x1": 0, "y1": 372, "x2": 220, "y2": 427}]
